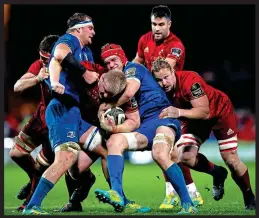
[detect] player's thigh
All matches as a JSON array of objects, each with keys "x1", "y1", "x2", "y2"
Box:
[
  {"x1": 213, "y1": 106, "x2": 238, "y2": 153},
  {"x1": 135, "y1": 118, "x2": 180, "y2": 150},
  {"x1": 79, "y1": 119, "x2": 104, "y2": 155},
  {"x1": 45, "y1": 99, "x2": 81, "y2": 151},
  {"x1": 177, "y1": 120, "x2": 212, "y2": 151}
]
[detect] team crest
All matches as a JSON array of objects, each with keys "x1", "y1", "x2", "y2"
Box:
[
  {"x1": 125, "y1": 67, "x2": 136, "y2": 79},
  {"x1": 67, "y1": 131, "x2": 76, "y2": 138},
  {"x1": 171, "y1": 48, "x2": 182, "y2": 58},
  {"x1": 144, "y1": 47, "x2": 149, "y2": 53},
  {"x1": 190, "y1": 83, "x2": 205, "y2": 98}
]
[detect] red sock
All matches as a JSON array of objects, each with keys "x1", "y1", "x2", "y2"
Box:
[
  {"x1": 231, "y1": 169, "x2": 252, "y2": 195},
  {"x1": 190, "y1": 153, "x2": 215, "y2": 175},
  {"x1": 11, "y1": 154, "x2": 36, "y2": 180},
  {"x1": 177, "y1": 163, "x2": 193, "y2": 185}
]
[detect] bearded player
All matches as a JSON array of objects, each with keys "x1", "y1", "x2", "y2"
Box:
[
  {"x1": 132, "y1": 5, "x2": 203, "y2": 209},
  {"x1": 152, "y1": 58, "x2": 256, "y2": 210}
]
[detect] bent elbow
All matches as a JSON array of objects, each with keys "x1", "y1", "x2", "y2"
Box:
[{"x1": 13, "y1": 82, "x2": 21, "y2": 92}]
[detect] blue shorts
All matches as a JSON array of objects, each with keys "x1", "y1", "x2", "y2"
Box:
[
  {"x1": 45, "y1": 98, "x2": 92, "y2": 150},
  {"x1": 135, "y1": 116, "x2": 181, "y2": 150}
]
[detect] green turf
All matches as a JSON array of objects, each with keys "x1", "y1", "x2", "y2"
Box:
[{"x1": 4, "y1": 161, "x2": 256, "y2": 215}]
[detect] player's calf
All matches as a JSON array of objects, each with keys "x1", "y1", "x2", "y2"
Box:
[{"x1": 221, "y1": 149, "x2": 255, "y2": 209}]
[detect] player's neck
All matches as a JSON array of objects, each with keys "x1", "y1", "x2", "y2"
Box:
[{"x1": 69, "y1": 32, "x2": 85, "y2": 48}]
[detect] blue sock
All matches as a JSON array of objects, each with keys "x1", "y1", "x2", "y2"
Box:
[
  {"x1": 107, "y1": 177, "x2": 129, "y2": 205},
  {"x1": 107, "y1": 155, "x2": 124, "y2": 197},
  {"x1": 165, "y1": 163, "x2": 193, "y2": 205},
  {"x1": 26, "y1": 177, "x2": 54, "y2": 209}
]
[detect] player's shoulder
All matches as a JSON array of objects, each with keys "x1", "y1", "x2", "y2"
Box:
[
  {"x1": 125, "y1": 61, "x2": 144, "y2": 70},
  {"x1": 176, "y1": 71, "x2": 202, "y2": 86},
  {"x1": 29, "y1": 59, "x2": 43, "y2": 69},
  {"x1": 124, "y1": 62, "x2": 148, "y2": 79},
  {"x1": 167, "y1": 32, "x2": 184, "y2": 46},
  {"x1": 139, "y1": 31, "x2": 153, "y2": 42}
]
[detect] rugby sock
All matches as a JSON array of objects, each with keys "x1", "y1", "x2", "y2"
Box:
[
  {"x1": 190, "y1": 153, "x2": 216, "y2": 175},
  {"x1": 231, "y1": 169, "x2": 253, "y2": 196},
  {"x1": 107, "y1": 155, "x2": 124, "y2": 198},
  {"x1": 65, "y1": 172, "x2": 79, "y2": 199},
  {"x1": 106, "y1": 177, "x2": 129, "y2": 204},
  {"x1": 165, "y1": 163, "x2": 193, "y2": 205},
  {"x1": 11, "y1": 154, "x2": 36, "y2": 180},
  {"x1": 177, "y1": 163, "x2": 194, "y2": 185},
  {"x1": 26, "y1": 177, "x2": 54, "y2": 209}
]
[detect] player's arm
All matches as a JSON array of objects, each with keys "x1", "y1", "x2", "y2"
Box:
[
  {"x1": 132, "y1": 53, "x2": 144, "y2": 64},
  {"x1": 166, "y1": 43, "x2": 185, "y2": 70},
  {"x1": 160, "y1": 96, "x2": 210, "y2": 120},
  {"x1": 113, "y1": 109, "x2": 140, "y2": 133},
  {"x1": 14, "y1": 70, "x2": 47, "y2": 92},
  {"x1": 115, "y1": 79, "x2": 140, "y2": 106},
  {"x1": 179, "y1": 95, "x2": 210, "y2": 119},
  {"x1": 49, "y1": 43, "x2": 72, "y2": 86},
  {"x1": 100, "y1": 109, "x2": 140, "y2": 133}
]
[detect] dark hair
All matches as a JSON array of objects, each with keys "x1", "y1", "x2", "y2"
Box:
[
  {"x1": 67, "y1": 12, "x2": 92, "y2": 29},
  {"x1": 151, "y1": 5, "x2": 171, "y2": 20},
  {"x1": 39, "y1": 35, "x2": 59, "y2": 53}
]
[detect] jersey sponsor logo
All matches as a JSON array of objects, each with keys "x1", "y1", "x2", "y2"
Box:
[
  {"x1": 67, "y1": 131, "x2": 76, "y2": 138},
  {"x1": 227, "y1": 128, "x2": 234, "y2": 135},
  {"x1": 125, "y1": 67, "x2": 136, "y2": 79},
  {"x1": 144, "y1": 47, "x2": 149, "y2": 53},
  {"x1": 171, "y1": 48, "x2": 182, "y2": 58},
  {"x1": 190, "y1": 83, "x2": 205, "y2": 98}
]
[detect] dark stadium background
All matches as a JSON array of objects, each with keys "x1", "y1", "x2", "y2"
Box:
[{"x1": 4, "y1": 5, "x2": 255, "y2": 138}]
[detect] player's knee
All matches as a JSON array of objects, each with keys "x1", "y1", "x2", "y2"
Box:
[
  {"x1": 9, "y1": 144, "x2": 27, "y2": 159},
  {"x1": 54, "y1": 142, "x2": 80, "y2": 165},
  {"x1": 106, "y1": 134, "x2": 126, "y2": 152},
  {"x1": 221, "y1": 150, "x2": 240, "y2": 170},
  {"x1": 152, "y1": 143, "x2": 168, "y2": 165},
  {"x1": 179, "y1": 150, "x2": 196, "y2": 163}
]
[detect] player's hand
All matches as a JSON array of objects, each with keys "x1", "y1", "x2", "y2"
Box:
[
  {"x1": 51, "y1": 81, "x2": 65, "y2": 94},
  {"x1": 82, "y1": 70, "x2": 99, "y2": 84},
  {"x1": 37, "y1": 67, "x2": 49, "y2": 82},
  {"x1": 99, "y1": 113, "x2": 116, "y2": 132},
  {"x1": 98, "y1": 103, "x2": 115, "y2": 119},
  {"x1": 159, "y1": 106, "x2": 181, "y2": 119}
]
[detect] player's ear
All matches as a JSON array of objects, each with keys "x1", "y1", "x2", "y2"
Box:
[{"x1": 168, "y1": 20, "x2": 172, "y2": 28}]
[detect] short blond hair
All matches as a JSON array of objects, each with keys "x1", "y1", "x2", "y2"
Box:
[
  {"x1": 151, "y1": 57, "x2": 172, "y2": 73},
  {"x1": 104, "y1": 70, "x2": 127, "y2": 97}
]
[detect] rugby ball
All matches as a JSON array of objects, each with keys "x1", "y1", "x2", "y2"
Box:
[{"x1": 104, "y1": 107, "x2": 125, "y2": 125}]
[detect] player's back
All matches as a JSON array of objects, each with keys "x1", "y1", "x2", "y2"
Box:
[
  {"x1": 124, "y1": 61, "x2": 171, "y2": 120},
  {"x1": 46, "y1": 33, "x2": 94, "y2": 103},
  {"x1": 175, "y1": 71, "x2": 231, "y2": 118}
]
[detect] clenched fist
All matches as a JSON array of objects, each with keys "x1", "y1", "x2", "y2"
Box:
[
  {"x1": 82, "y1": 70, "x2": 99, "y2": 84},
  {"x1": 51, "y1": 81, "x2": 65, "y2": 94}
]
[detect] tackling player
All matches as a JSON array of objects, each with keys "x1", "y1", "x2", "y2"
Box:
[
  {"x1": 22, "y1": 12, "x2": 99, "y2": 215},
  {"x1": 10, "y1": 35, "x2": 58, "y2": 211},
  {"x1": 94, "y1": 45, "x2": 198, "y2": 214},
  {"x1": 98, "y1": 43, "x2": 202, "y2": 208},
  {"x1": 152, "y1": 58, "x2": 256, "y2": 210}
]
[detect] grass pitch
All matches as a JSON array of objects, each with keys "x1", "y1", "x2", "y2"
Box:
[{"x1": 4, "y1": 161, "x2": 256, "y2": 215}]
